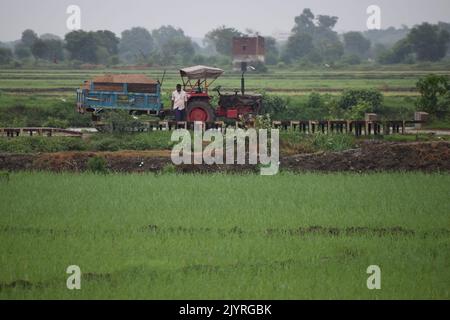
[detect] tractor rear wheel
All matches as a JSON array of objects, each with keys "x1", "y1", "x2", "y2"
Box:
[{"x1": 186, "y1": 100, "x2": 216, "y2": 122}]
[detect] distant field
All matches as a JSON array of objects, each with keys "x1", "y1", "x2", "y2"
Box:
[
  {"x1": 0, "y1": 172, "x2": 449, "y2": 299},
  {"x1": 2, "y1": 68, "x2": 450, "y2": 93}
]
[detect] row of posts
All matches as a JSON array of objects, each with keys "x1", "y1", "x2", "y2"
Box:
[
  {"x1": 141, "y1": 112, "x2": 428, "y2": 136},
  {"x1": 1, "y1": 113, "x2": 429, "y2": 137},
  {"x1": 0, "y1": 128, "x2": 82, "y2": 138}
]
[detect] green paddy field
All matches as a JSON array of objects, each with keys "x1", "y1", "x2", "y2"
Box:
[{"x1": 0, "y1": 172, "x2": 448, "y2": 299}]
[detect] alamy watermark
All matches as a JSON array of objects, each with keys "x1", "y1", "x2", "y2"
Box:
[
  {"x1": 366, "y1": 265, "x2": 381, "y2": 289},
  {"x1": 170, "y1": 124, "x2": 279, "y2": 175},
  {"x1": 66, "y1": 5, "x2": 81, "y2": 31},
  {"x1": 66, "y1": 265, "x2": 81, "y2": 290},
  {"x1": 367, "y1": 5, "x2": 381, "y2": 30}
]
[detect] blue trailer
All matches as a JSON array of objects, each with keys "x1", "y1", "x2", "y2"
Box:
[{"x1": 76, "y1": 74, "x2": 164, "y2": 119}]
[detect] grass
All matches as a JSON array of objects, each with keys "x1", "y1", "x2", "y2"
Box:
[
  {"x1": 382, "y1": 133, "x2": 450, "y2": 142},
  {"x1": 0, "y1": 172, "x2": 448, "y2": 299},
  {"x1": 0, "y1": 132, "x2": 357, "y2": 154},
  {"x1": 0, "y1": 132, "x2": 175, "y2": 153},
  {"x1": 1, "y1": 131, "x2": 448, "y2": 154},
  {"x1": 280, "y1": 132, "x2": 357, "y2": 154}
]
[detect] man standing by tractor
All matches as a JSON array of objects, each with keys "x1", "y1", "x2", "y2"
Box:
[{"x1": 171, "y1": 84, "x2": 188, "y2": 121}]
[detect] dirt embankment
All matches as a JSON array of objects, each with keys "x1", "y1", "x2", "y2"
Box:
[
  {"x1": 283, "y1": 140, "x2": 450, "y2": 172},
  {"x1": 0, "y1": 141, "x2": 449, "y2": 173}
]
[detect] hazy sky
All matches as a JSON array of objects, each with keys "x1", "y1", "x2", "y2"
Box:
[{"x1": 1, "y1": 0, "x2": 450, "y2": 41}]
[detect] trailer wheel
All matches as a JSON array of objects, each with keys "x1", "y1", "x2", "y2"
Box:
[
  {"x1": 186, "y1": 100, "x2": 216, "y2": 122},
  {"x1": 158, "y1": 110, "x2": 166, "y2": 120}
]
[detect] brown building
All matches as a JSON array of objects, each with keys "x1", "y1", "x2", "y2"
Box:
[{"x1": 232, "y1": 36, "x2": 265, "y2": 70}]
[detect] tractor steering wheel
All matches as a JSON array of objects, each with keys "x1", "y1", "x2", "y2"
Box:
[{"x1": 212, "y1": 85, "x2": 222, "y2": 94}]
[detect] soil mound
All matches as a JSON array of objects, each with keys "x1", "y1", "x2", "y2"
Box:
[{"x1": 0, "y1": 141, "x2": 449, "y2": 173}]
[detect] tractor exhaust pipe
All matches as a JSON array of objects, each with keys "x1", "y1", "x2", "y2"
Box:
[
  {"x1": 241, "y1": 62, "x2": 247, "y2": 96},
  {"x1": 240, "y1": 62, "x2": 255, "y2": 96}
]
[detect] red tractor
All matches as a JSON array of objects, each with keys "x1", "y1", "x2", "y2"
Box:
[{"x1": 179, "y1": 65, "x2": 262, "y2": 122}]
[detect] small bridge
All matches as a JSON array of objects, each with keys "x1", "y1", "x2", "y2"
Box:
[{"x1": 0, "y1": 127, "x2": 83, "y2": 138}]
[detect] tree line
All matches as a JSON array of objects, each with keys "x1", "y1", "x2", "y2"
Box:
[{"x1": 0, "y1": 8, "x2": 449, "y2": 68}]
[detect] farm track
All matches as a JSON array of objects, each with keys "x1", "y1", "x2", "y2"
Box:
[{"x1": 1, "y1": 141, "x2": 449, "y2": 172}]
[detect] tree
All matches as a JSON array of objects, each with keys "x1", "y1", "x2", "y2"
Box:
[
  {"x1": 95, "y1": 30, "x2": 119, "y2": 55},
  {"x1": 283, "y1": 33, "x2": 314, "y2": 62},
  {"x1": 408, "y1": 23, "x2": 450, "y2": 61},
  {"x1": 313, "y1": 14, "x2": 343, "y2": 61},
  {"x1": 31, "y1": 39, "x2": 64, "y2": 62},
  {"x1": 65, "y1": 30, "x2": 98, "y2": 63},
  {"x1": 0, "y1": 47, "x2": 13, "y2": 65},
  {"x1": 416, "y1": 74, "x2": 449, "y2": 117},
  {"x1": 31, "y1": 39, "x2": 48, "y2": 60},
  {"x1": 343, "y1": 32, "x2": 371, "y2": 57},
  {"x1": 377, "y1": 38, "x2": 412, "y2": 64},
  {"x1": 315, "y1": 35, "x2": 343, "y2": 61},
  {"x1": 438, "y1": 22, "x2": 450, "y2": 56},
  {"x1": 21, "y1": 29, "x2": 38, "y2": 47},
  {"x1": 161, "y1": 38, "x2": 194, "y2": 65},
  {"x1": 287, "y1": 8, "x2": 343, "y2": 63},
  {"x1": 317, "y1": 15, "x2": 338, "y2": 30},
  {"x1": 119, "y1": 27, "x2": 154, "y2": 63},
  {"x1": 292, "y1": 9, "x2": 315, "y2": 34},
  {"x1": 152, "y1": 26, "x2": 195, "y2": 65},
  {"x1": 14, "y1": 42, "x2": 32, "y2": 59},
  {"x1": 265, "y1": 37, "x2": 279, "y2": 65},
  {"x1": 65, "y1": 30, "x2": 118, "y2": 64},
  {"x1": 152, "y1": 25, "x2": 186, "y2": 48},
  {"x1": 205, "y1": 26, "x2": 242, "y2": 56},
  {"x1": 40, "y1": 33, "x2": 62, "y2": 41},
  {"x1": 363, "y1": 26, "x2": 410, "y2": 49}
]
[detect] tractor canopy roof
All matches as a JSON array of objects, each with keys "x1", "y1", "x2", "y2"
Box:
[{"x1": 180, "y1": 65, "x2": 224, "y2": 80}]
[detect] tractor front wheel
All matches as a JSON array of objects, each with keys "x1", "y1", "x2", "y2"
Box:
[{"x1": 186, "y1": 100, "x2": 216, "y2": 122}]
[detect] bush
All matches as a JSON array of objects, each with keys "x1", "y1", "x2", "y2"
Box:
[
  {"x1": 338, "y1": 89, "x2": 383, "y2": 114},
  {"x1": 254, "y1": 114, "x2": 272, "y2": 129},
  {"x1": 87, "y1": 156, "x2": 108, "y2": 173},
  {"x1": 416, "y1": 74, "x2": 450, "y2": 118},
  {"x1": 261, "y1": 93, "x2": 287, "y2": 116},
  {"x1": 102, "y1": 111, "x2": 146, "y2": 133},
  {"x1": 305, "y1": 92, "x2": 324, "y2": 109},
  {"x1": 346, "y1": 102, "x2": 372, "y2": 120}
]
